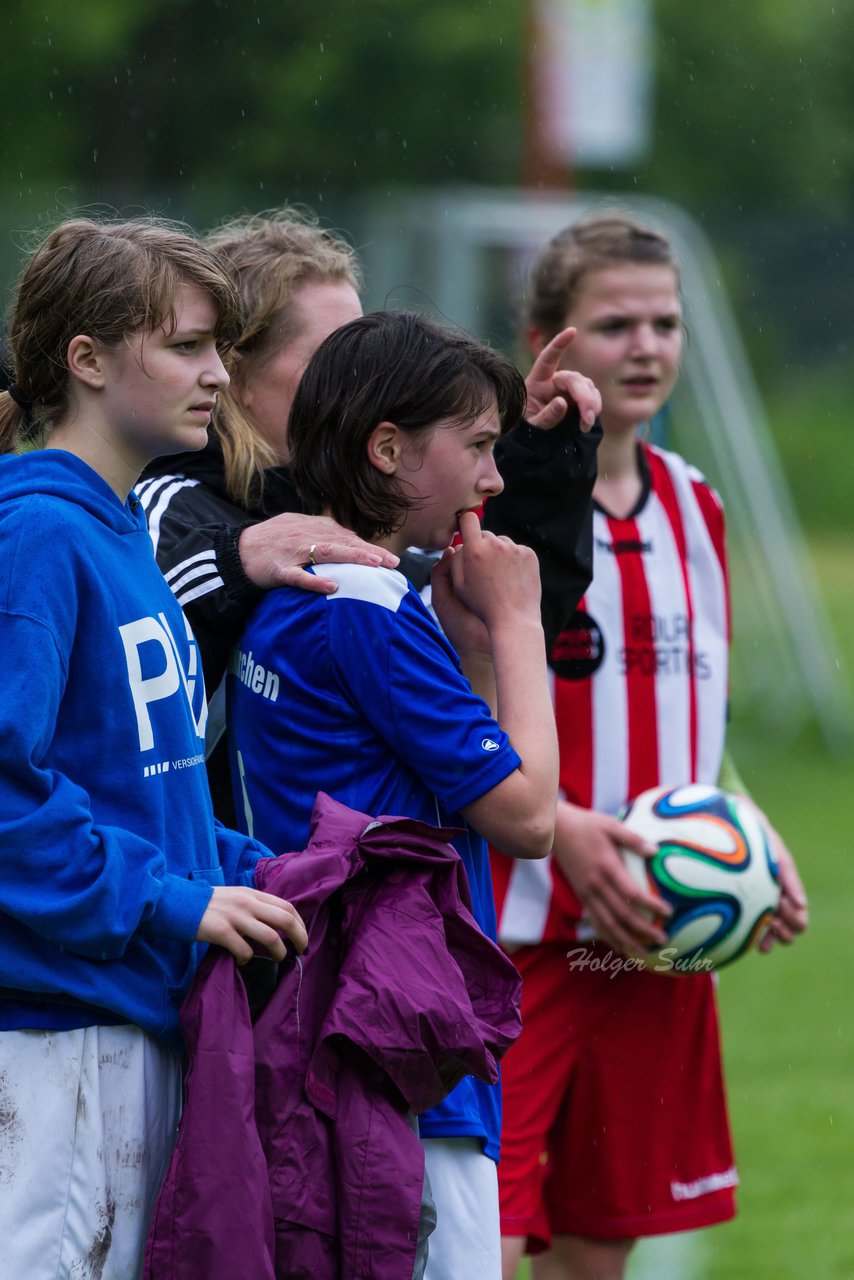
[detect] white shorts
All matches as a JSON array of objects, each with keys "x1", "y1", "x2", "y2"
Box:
[
  {"x1": 0, "y1": 1023, "x2": 182, "y2": 1280},
  {"x1": 421, "y1": 1137, "x2": 501, "y2": 1280}
]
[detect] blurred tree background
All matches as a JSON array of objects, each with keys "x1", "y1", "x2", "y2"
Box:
[
  {"x1": 2, "y1": 7, "x2": 853, "y2": 1277},
  {"x1": 1, "y1": 0, "x2": 852, "y2": 527}
]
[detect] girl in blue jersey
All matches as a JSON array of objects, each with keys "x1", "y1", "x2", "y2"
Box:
[
  {"x1": 0, "y1": 218, "x2": 306, "y2": 1279},
  {"x1": 228, "y1": 309, "x2": 573, "y2": 1280}
]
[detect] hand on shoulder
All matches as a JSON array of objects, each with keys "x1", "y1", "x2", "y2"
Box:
[{"x1": 238, "y1": 513, "x2": 398, "y2": 593}]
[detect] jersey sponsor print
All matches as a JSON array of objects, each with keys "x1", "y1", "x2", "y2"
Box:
[{"x1": 493, "y1": 444, "x2": 730, "y2": 946}]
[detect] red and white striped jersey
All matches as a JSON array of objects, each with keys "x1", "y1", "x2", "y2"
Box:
[{"x1": 493, "y1": 442, "x2": 730, "y2": 945}]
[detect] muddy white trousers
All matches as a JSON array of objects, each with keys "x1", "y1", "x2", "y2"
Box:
[
  {"x1": 0, "y1": 1024, "x2": 181, "y2": 1280},
  {"x1": 420, "y1": 1137, "x2": 501, "y2": 1280}
]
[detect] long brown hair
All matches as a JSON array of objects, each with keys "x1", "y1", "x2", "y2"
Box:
[
  {"x1": 0, "y1": 216, "x2": 241, "y2": 453},
  {"x1": 205, "y1": 208, "x2": 362, "y2": 507}
]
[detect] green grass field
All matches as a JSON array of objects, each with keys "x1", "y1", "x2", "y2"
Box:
[
  {"x1": 697, "y1": 534, "x2": 854, "y2": 1279},
  {"x1": 519, "y1": 534, "x2": 854, "y2": 1279}
]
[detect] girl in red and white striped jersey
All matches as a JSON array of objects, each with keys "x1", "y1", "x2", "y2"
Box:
[{"x1": 493, "y1": 213, "x2": 808, "y2": 1280}]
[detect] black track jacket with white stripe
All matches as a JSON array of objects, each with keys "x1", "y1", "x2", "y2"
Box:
[
  {"x1": 137, "y1": 441, "x2": 299, "y2": 696},
  {"x1": 138, "y1": 416, "x2": 601, "y2": 819}
]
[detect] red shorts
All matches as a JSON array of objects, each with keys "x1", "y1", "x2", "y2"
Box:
[{"x1": 498, "y1": 941, "x2": 737, "y2": 1251}]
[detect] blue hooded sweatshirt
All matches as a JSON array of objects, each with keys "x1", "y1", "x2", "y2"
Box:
[{"x1": 0, "y1": 450, "x2": 269, "y2": 1048}]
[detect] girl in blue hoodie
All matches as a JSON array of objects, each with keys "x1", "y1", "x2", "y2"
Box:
[{"x1": 0, "y1": 218, "x2": 307, "y2": 1279}]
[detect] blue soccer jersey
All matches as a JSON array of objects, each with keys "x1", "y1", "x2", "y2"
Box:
[{"x1": 228, "y1": 562, "x2": 521, "y2": 1159}]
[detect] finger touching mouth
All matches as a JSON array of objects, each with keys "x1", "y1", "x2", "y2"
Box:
[{"x1": 453, "y1": 506, "x2": 485, "y2": 544}]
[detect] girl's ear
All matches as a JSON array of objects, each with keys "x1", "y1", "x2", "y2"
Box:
[
  {"x1": 527, "y1": 325, "x2": 547, "y2": 358},
  {"x1": 67, "y1": 335, "x2": 106, "y2": 390},
  {"x1": 367, "y1": 421, "x2": 404, "y2": 474}
]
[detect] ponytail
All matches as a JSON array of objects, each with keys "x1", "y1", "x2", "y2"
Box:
[{"x1": 0, "y1": 392, "x2": 24, "y2": 455}]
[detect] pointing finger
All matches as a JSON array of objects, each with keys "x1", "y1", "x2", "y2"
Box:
[{"x1": 529, "y1": 326, "x2": 577, "y2": 380}]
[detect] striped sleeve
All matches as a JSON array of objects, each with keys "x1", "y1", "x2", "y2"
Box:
[
  {"x1": 134, "y1": 474, "x2": 262, "y2": 694},
  {"x1": 493, "y1": 444, "x2": 731, "y2": 946},
  {"x1": 688, "y1": 468, "x2": 730, "y2": 644}
]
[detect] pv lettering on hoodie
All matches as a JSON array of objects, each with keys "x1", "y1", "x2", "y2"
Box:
[
  {"x1": 0, "y1": 449, "x2": 270, "y2": 1048},
  {"x1": 119, "y1": 608, "x2": 208, "y2": 771}
]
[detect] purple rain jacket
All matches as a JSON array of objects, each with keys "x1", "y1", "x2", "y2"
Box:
[{"x1": 145, "y1": 793, "x2": 522, "y2": 1280}]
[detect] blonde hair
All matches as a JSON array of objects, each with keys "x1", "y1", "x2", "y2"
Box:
[
  {"x1": 205, "y1": 207, "x2": 362, "y2": 506},
  {"x1": 527, "y1": 211, "x2": 679, "y2": 339},
  {"x1": 0, "y1": 217, "x2": 241, "y2": 453}
]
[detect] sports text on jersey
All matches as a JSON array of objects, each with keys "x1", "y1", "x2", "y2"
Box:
[
  {"x1": 494, "y1": 444, "x2": 730, "y2": 947},
  {"x1": 229, "y1": 647, "x2": 280, "y2": 702},
  {"x1": 552, "y1": 610, "x2": 713, "y2": 681},
  {"x1": 620, "y1": 611, "x2": 712, "y2": 680},
  {"x1": 620, "y1": 645, "x2": 712, "y2": 679}
]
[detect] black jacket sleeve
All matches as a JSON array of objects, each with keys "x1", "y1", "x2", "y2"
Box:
[
  {"x1": 483, "y1": 413, "x2": 602, "y2": 653},
  {"x1": 136, "y1": 474, "x2": 263, "y2": 696}
]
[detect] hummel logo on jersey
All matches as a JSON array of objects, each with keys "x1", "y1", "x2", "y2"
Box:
[
  {"x1": 481, "y1": 738, "x2": 500, "y2": 752},
  {"x1": 595, "y1": 535, "x2": 652, "y2": 556},
  {"x1": 671, "y1": 1166, "x2": 739, "y2": 1202},
  {"x1": 119, "y1": 611, "x2": 207, "y2": 753}
]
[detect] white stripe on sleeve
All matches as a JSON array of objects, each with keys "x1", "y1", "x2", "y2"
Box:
[
  {"x1": 143, "y1": 478, "x2": 201, "y2": 555},
  {"x1": 176, "y1": 575, "x2": 226, "y2": 607},
  {"x1": 640, "y1": 498, "x2": 692, "y2": 785},
  {"x1": 587, "y1": 516, "x2": 629, "y2": 815}
]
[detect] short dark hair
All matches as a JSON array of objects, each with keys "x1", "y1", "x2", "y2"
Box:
[{"x1": 289, "y1": 310, "x2": 526, "y2": 541}]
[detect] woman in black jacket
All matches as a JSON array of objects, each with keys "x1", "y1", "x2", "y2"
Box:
[{"x1": 138, "y1": 206, "x2": 602, "y2": 822}]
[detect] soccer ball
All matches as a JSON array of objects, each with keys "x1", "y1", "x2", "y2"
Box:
[{"x1": 619, "y1": 784, "x2": 781, "y2": 974}]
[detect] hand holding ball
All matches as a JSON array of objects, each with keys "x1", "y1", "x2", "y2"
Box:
[{"x1": 619, "y1": 785, "x2": 781, "y2": 973}]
